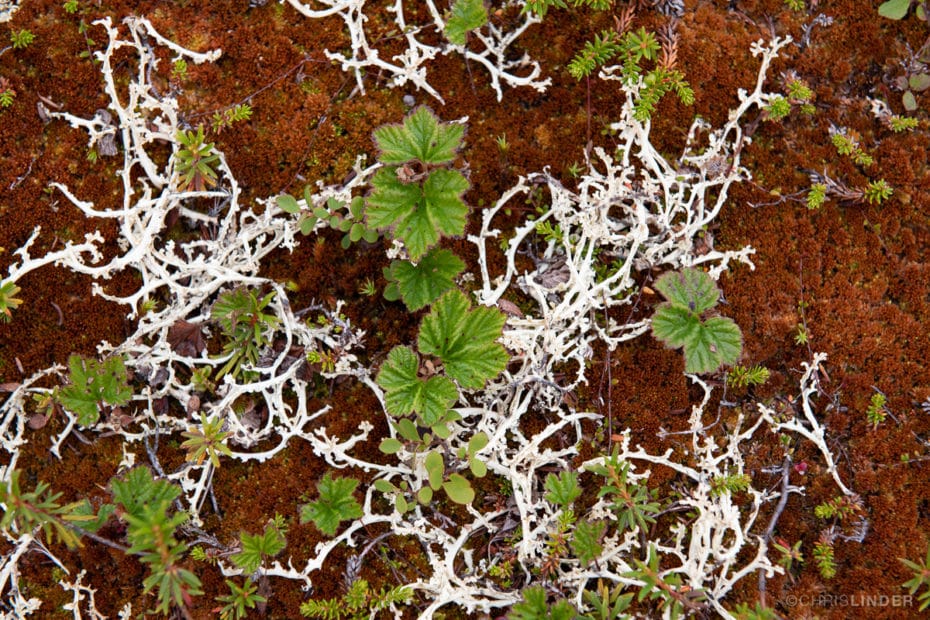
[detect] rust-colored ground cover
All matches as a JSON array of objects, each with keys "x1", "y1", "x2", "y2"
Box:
[{"x1": 1, "y1": 0, "x2": 929, "y2": 618}]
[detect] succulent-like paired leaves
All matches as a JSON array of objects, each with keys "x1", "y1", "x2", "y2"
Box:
[
  {"x1": 418, "y1": 289, "x2": 508, "y2": 390},
  {"x1": 384, "y1": 247, "x2": 465, "y2": 311},
  {"x1": 651, "y1": 268, "x2": 742, "y2": 374}
]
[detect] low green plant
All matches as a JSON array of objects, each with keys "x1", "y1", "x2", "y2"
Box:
[
  {"x1": 377, "y1": 289, "x2": 507, "y2": 432},
  {"x1": 0, "y1": 280, "x2": 23, "y2": 321},
  {"x1": 174, "y1": 125, "x2": 221, "y2": 191},
  {"x1": 814, "y1": 495, "x2": 863, "y2": 521},
  {"x1": 216, "y1": 578, "x2": 266, "y2": 620},
  {"x1": 710, "y1": 471, "x2": 751, "y2": 497},
  {"x1": 231, "y1": 519, "x2": 286, "y2": 573},
  {"x1": 0, "y1": 470, "x2": 110, "y2": 549},
  {"x1": 624, "y1": 545, "x2": 702, "y2": 618},
  {"x1": 813, "y1": 534, "x2": 837, "y2": 579},
  {"x1": 544, "y1": 471, "x2": 582, "y2": 508},
  {"x1": 579, "y1": 579, "x2": 634, "y2": 620},
  {"x1": 588, "y1": 450, "x2": 661, "y2": 534},
  {"x1": 211, "y1": 287, "x2": 279, "y2": 380},
  {"x1": 900, "y1": 544, "x2": 930, "y2": 612},
  {"x1": 278, "y1": 192, "x2": 379, "y2": 246},
  {"x1": 731, "y1": 602, "x2": 780, "y2": 620},
  {"x1": 726, "y1": 364, "x2": 770, "y2": 388},
  {"x1": 650, "y1": 268, "x2": 743, "y2": 374},
  {"x1": 111, "y1": 467, "x2": 202, "y2": 614},
  {"x1": 888, "y1": 115, "x2": 920, "y2": 132},
  {"x1": 831, "y1": 130, "x2": 873, "y2": 166},
  {"x1": 57, "y1": 354, "x2": 133, "y2": 426},
  {"x1": 382, "y1": 247, "x2": 465, "y2": 311},
  {"x1": 772, "y1": 538, "x2": 804, "y2": 575},
  {"x1": 784, "y1": 0, "x2": 805, "y2": 10},
  {"x1": 806, "y1": 183, "x2": 826, "y2": 210},
  {"x1": 521, "y1": 0, "x2": 613, "y2": 18},
  {"x1": 568, "y1": 23, "x2": 694, "y2": 121},
  {"x1": 865, "y1": 391, "x2": 888, "y2": 428},
  {"x1": 299, "y1": 472, "x2": 363, "y2": 536},
  {"x1": 10, "y1": 30, "x2": 35, "y2": 49},
  {"x1": 444, "y1": 0, "x2": 488, "y2": 45},
  {"x1": 508, "y1": 585, "x2": 577, "y2": 620},
  {"x1": 0, "y1": 78, "x2": 15, "y2": 110},
  {"x1": 211, "y1": 103, "x2": 253, "y2": 133},
  {"x1": 180, "y1": 413, "x2": 233, "y2": 467},
  {"x1": 864, "y1": 179, "x2": 893, "y2": 204},
  {"x1": 878, "y1": 0, "x2": 927, "y2": 20},
  {"x1": 366, "y1": 106, "x2": 469, "y2": 261},
  {"x1": 299, "y1": 578, "x2": 412, "y2": 619},
  {"x1": 170, "y1": 58, "x2": 189, "y2": 83},
  {"x1": 63, "y1": 0, "x2": 80, "y2": 13}
]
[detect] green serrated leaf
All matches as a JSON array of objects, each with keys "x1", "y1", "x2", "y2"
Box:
[
  {"x1": 377, "y1": 346, "x2": 459, "y2": 425},
  {"x1": 231, "y1": 526, "x2": 286, "y2": 573},
  {"x1": 367, "y1": 167, "x2": 469, "y2": 261},
  {"x1": 418, "y1": 290, "x2": 507, "y2": 389},
  {"x1": 571, "y1": 519, "x2": 606, "y2": 567},
  {"x1": 445, "y1": 0, "x2": 488, "y2": 45},
  {"x1": 903, "y1": 90, "x2": 919, "y2": 111},
  {"x1": 879, "y1": 0, "x2": 912, "y2": 19},
  {"x1": 110, "y1": 467, "x2": 181, "y2": 519},
  {"x1": 544, "y1": 471, "x2": 582, "y2": 507},
  {"x1": 651, "y1": 304, "x2": 701, "y2": 350},
  {"x1": 386, "y1": 248, "x2": 466, "y2": 311},
  {"x1": 470, "y1": 459, "x2": 487, "y2": 478},
  {"x1": 374, "y1": 106, "x2": 464, "y2": 164},
  {"x1": 684, "y1": 316, "x2": 742, "y2": 374},
  {"x1": 442, "y1": 473, "x2": 474, "y2": 504},
  {"x1": 299, "y1": 473, "x2": 363, "y2": 537},
  {"x1": 58, "y1": 355, "x2": 131, "y2": 426},
  {"x1": 654, "y1": 268, "x2": 719, "y2": 313}
]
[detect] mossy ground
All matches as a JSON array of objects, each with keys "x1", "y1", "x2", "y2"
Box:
[{"x1": 1, "y1": 0, "x2": 929, "y2": 618}]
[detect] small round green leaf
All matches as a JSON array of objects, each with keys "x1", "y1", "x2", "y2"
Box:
[
  {"x1": 379, "y1": 438, "x2": 404, "y2": 454},
  {"x1": 417, "y1": 486, "x2": 433, "y2": 504},
  {"x1": 443, "y1": 474, "x2": 475, "y2": 505}
]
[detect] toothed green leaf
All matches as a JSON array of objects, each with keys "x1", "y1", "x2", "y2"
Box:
[
  {"x1": 374, "y1": 106, "x2": 464, "y2": 164},
  {"x1": 299, "y1": 473, "x2": 362, "y2": 537},
  {"x1": 386, "y1": 248, "x2": 465, "y2": 311},
  {"x1": 654, "y1": 267, "x2": 719, "y2": 314},
  {"x1": 376, "y1": 346, "x2": 459, "y2": 426},
  {"x1": 418, "y1": 290, "x2": 507, "y2": 389},
  {"x1": 445, "y1": 0, "x2": 488, "y2": 45},
  {"x1": 367, "y1": 167, "x2": 469, "y2": 261}
]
